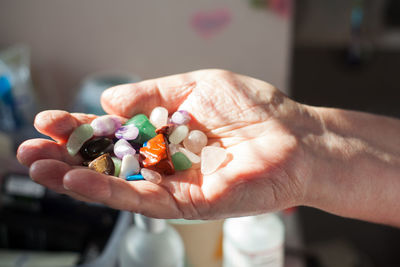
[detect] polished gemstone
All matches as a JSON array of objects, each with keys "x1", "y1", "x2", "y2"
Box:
[
  {"x1": 140, "y1": 134, "x2": 175, "y2": 175},
  {"x1": 141, "y1": 168, "x2": 162, "y2": 184},
  {"x1": 183, "y1": 130, "x2": 208, "y2": 154},
  {"x1": 79, "y1": 137, "x2": 113, "y2": 160},
  {"x1": 155, "y1": 124, "x2": 175, "y2": 135},
  {"x1": 67, "y1": 124, "x2": 94, "y2": 156},
  {"x1": 88, "y1": 153, "x2": 115, "y2": 175},
  {"x1": 178, "y1": 147, "x2": 200, "y2": 164},
  {"x1": 115, "y1": 124, "x2": 139, "y2": 140},
  {"x1": 125, "y1": 114, "x2": 156, "y2": 144},
  {"x1": 201, "y1": 146, "x2": 227, "y2": 175},
  {"x1": 126, "y1": 174, "x2": 145, "y2": 181},
  {"x1": 171, "y1": 110, "x2": 191, "y2": 125},
  {"x1": 90, "y1": 116, "x2": 121, "y2": 136},
  {"x1": 169, "y1": 125, "x2": 189, "y2": 144},
  {"x1": 149, "y1": 106, "x2": 169, "y2": 128},
  {"x1": 114, "y1": 139, "x2": 136, "y2": 159},
  {"x1": 111, "y1": 157, "x2": 122, "y2": 177},
  {"x1": 119, "y1": 154, "x2": 140, "y2": 178},
  {"x1": 168, "y1": 143, "x2": 180, "y2": 155},
  {"x1": 172, "y1": 152, "x2": 192, "y2": 171}
]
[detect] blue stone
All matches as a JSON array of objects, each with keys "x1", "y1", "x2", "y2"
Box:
[{"x1": 126, "y1": 174, "x2": 145, "y2": 181}]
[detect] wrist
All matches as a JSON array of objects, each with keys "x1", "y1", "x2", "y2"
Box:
[
  {"x1": 300, "y1": 106, "x2": 400, "y2": 226},
  {"x1": 298, "y1": 106, "x2": 349, "y2": 209}
]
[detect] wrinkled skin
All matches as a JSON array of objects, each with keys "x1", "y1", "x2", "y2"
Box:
[{"x1": 17, "y1": 69, "x2": 318, "y2": 220}]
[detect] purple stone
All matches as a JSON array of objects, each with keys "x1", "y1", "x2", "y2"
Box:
[
  {"x1": 91, "y1": 116, "x2": 122, "y2": 136},
  {"x1": 114, "y1": 139, "x2": 136, "y2": 159},
  {"x1": 110, "y1": 116, "x2": 122, "y2": 130},
  {"x1": 115, "y1": 124, "x2": 139, "y2": 140},
  {"x1": 171, "y1": 110, "x2": 191, "y2": 125}
]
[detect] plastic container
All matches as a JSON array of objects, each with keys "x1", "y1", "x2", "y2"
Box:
[
  {"x1": 223, "y1": 213, "x2": 285, "y2": 267},
  {"x1": 119, "y1": 214, "x2": 185, "y2": 267},
  {"x1": 77, "y1": 211, "x2": 132, "y2": 267}
]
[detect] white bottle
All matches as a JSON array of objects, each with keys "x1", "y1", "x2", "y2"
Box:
[
  {"x1": 119, "y1": 214, "x2": 185, "y2": 267},
  {"x1": 223, "y1": 213, "x2": 285, "y2": 267}
]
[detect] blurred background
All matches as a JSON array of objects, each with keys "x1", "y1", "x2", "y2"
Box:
[{"x1": 0, "y1": 0, "x2": 399, "y2": 266}]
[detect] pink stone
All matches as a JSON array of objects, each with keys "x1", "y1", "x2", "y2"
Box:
[
  {"x1": 141, "y1": 168, "x2": 163, "y2": 184},
  {"x1": 201, "y1": 146, "x2": 227, "y2": 175},
  {"x1": 183, "y1": 130, "x2": 208, "y2": 154}
]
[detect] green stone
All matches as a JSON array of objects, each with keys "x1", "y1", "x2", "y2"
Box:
[
  {"x1": 172, "y1": 152, "x2": 192, "y2": 171},
  {"x1": 111, "y1": 157, "x2": 122, "y2": 177},
  {"x1": 67, "y1": 124, "x2": 94, "y2": 156},
  {"x1": 125, "y1": 114, "x2": 156, "y2": 144}
]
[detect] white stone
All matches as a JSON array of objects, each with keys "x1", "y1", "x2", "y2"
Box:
[
  {"x1": 169, "y1": 143, "x2": 181, "y2": 155},
  {"x1": 141, "y1": 168, "x2": 162, "y2": 184},
  {"x1": 201, "y1": 146, "x2": 227, "y2": 175},
  {"x1": 119, "y1": 154, "x2": 140, "y2": 178},
  {"x1": 178, "y1": 147, "x2": 200, "y2": 164},
  {"x1": 149, "y1": 106, "x2": 169, "y2": 128},
  {"x1": 169, "y1": 125, "x2": 189, "y2": 144},
  {"x1": 183, "y1": 130, "x2": 208, "y2": 154}
]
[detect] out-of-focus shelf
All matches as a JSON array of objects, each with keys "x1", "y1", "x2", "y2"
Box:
[{"x1": 377, "y1": 30, "x2": 400, "y2": 50}]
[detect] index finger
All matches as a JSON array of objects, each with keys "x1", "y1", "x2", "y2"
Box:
[
  {"x1": 34, "y1": 110, "x2": 97, "y2": 142},
  {"x1": 100, "y1": 71, "x2": 199, "y2": 118},
  {"x1": 34, "y1": 111, "x2": 125, "y2": 143}
]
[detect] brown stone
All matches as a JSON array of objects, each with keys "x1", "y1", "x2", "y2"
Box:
[
  {"x1": 155, "y1": 124, "x2": 175, "y2": 135},
  {"x1": 88, "y1": 153, "x2": 115, "y2": 175}
]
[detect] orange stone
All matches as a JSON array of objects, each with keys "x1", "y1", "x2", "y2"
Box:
[{"x1": 139, "y1": 134, "x2": 175, "y2": 175}]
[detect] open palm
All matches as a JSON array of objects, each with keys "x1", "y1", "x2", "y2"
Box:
[{"x1": 17, "y1": 69, "x2": 309, "y2": 219}]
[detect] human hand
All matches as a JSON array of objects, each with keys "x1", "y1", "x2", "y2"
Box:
[{"x1": 17, "y1": 69, "x2": 318, "y2": 219}]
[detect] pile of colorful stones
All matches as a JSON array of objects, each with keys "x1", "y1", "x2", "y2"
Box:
[{"x1": 66, "y1": 107, "x2": 227, "y2": 184}]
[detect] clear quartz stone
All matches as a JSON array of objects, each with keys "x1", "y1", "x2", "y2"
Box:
[
  {"x1": 141, "y1": 168, "x2": 162, "y2": 184},
  {"x1": 183, "y1": 130, "x2": 208, "y2": 154},
  {"x1": 178, "y1": 147, "x2": 200, "y2": 164},
  {"x1": 168, "y1": 125, "x2": 189, "y2": 144},
  {"x1": 114, "y1": 139, "x2": 136, "y2": 159},
  {"x1": 119, "y1": 154, "x2": 140, "y2": 178},
  {"x1": 149, "y1": 106, "x2": 169, "y2": 128},
  {"x1": 201, "y1": 146, "x2": 227, "y2": 175},
  {"x1": 169, "y1": 143, "x2": 181, "y2": 155}
]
